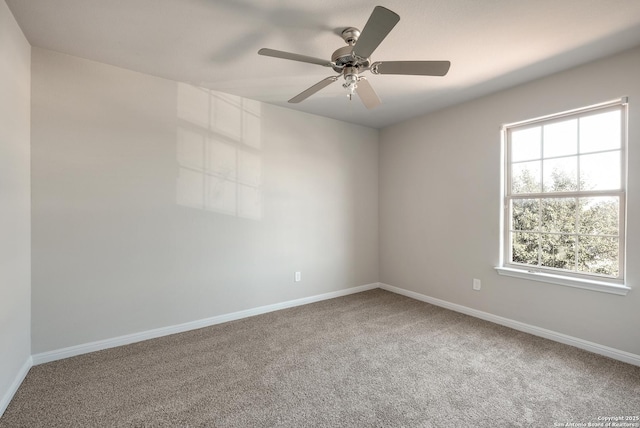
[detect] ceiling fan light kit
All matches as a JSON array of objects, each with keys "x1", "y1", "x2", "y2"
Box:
[{"x1": 258, "y1": 6, "x2": 451, "y2": 109}]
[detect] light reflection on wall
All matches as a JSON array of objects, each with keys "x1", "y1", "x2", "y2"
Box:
[{"x1": 176, "y1": 83, "x2": 262, "y2": 220}]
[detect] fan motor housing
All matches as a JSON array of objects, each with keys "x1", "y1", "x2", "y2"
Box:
[{"x1": 331, "y1": 45, "x2": 370, "y2": 73}]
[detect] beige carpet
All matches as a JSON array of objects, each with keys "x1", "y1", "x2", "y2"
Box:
[{"x1": 2, "y1": 289, "x2": 639, "y2": 427}]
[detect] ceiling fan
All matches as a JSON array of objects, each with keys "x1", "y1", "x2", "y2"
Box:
[{"x1": 258, "y1": 6, "x2": 451, "y2": 109}]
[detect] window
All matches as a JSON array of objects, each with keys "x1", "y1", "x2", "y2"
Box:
[{"x1": 497, "y1": 99, "x2": 629, "y2": 295}]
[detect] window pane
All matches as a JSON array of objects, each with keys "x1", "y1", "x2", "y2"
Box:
[
  {"x1": 541, "y1": 198, "x2": 576, "y2": 233},
  {"x1": 543, "y1": 156, "x2": 577, "y2": 192},
  {"x1": 512, "y1": 199, "x2": 539, "y2": 231},
  {"x1": 512, "y1": 161, "x2": 541, "y2": 193},
  {"x1": 512, "y1": 232, "x2": 539, "y2": 265},
  {"x1": 511, "y1": 127, "x2": 541, "y2": 162},
  {"x1": 580, "y1": 151, "x2": 621, "y2": 191},
  {"x1": 578, "y1": 197, "x2": 619, "y2": 236},
  {"x1": 579, "y1": 110, "x2": 621, "y2": 154},
  {"x1": 540, "y1": 234, "x2": 575, "y2": 271},
  {"x1": 543, "y1": 119, "x2": 577, "y2": 158},
  {"x1": 577, "y1": 236, "x2": 619, "y2": 277}
]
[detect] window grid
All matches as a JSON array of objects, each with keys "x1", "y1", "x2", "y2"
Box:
[{"x1": 503, "y1": 99, "x2": 627, "y2": 283}]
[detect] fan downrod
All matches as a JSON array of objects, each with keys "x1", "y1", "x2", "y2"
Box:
[
  {"x1": 331, "y1": 27, "x2": 370, "y2": 73},
  {"x1": 341, "y1": 27, "x2": 360, "y2": 45}
]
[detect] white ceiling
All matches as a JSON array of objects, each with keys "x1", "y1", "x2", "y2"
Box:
[{"x1": 7, "y1": 0, "x2": 640, "y2": 128}]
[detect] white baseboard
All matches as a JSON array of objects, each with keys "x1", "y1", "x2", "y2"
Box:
[
  {"x1": 23, "y1": 280, "x2": 639, "y2": 407},
  {"x1": 0, "y1": 356, "x2": 32, "y2": 418},
  {"x1": 32, "y1": 283, "x2": 379, "y2": 366},
  {"x1": 378, "y1": 282, "x2": 640, "y2": 367}
]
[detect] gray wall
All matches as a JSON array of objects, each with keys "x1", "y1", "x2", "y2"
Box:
[
  {"x1": 10, "y1": 20, "x2": 640, "y2": 367},
  {"x1": 0, "y1": 0, "x2": 31, "y2": 411},
  {"x1": 380, "y1": 46, "x2": 640, "y2": 355},
  {"x1": 31, "y1": 48, "x2": 379, "y2": 354}
]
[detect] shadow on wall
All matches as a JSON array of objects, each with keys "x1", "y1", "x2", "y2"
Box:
[{"x1": 176, "y1": 84, "x2": 262, "y2": 220}]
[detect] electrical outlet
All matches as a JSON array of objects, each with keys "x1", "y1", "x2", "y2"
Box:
[
  {"x1": 472, "y1": 278, "x2": 481, "y2": 291},
  {"x1": 295, "y1": 271, "x2": 301, "y2": 282}
]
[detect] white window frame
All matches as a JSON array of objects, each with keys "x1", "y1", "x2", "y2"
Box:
[{"x1": 496, "y1": 98, "x2": 630, "y2": 296}]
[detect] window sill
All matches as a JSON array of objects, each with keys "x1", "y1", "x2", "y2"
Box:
[{"x1": 494, "y1": 267, "x2": 630, "y2": 296}]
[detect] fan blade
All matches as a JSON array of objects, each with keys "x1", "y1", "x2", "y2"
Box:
[
  {"x1": 289, "y1": 77, "x2": 338, "y2": 103},
  {"x1": 352, "y1": 6, "x2": 400, "y2": 60},
  {"x1": 258, "y1": 48, "x2": 332, "y2": 67},
  {"x1": 355, "y1": 78, "x2": 381, "y2": 109},
  {"x1": 373, "y1": 61, "x2": 451, "y2": 76}
]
